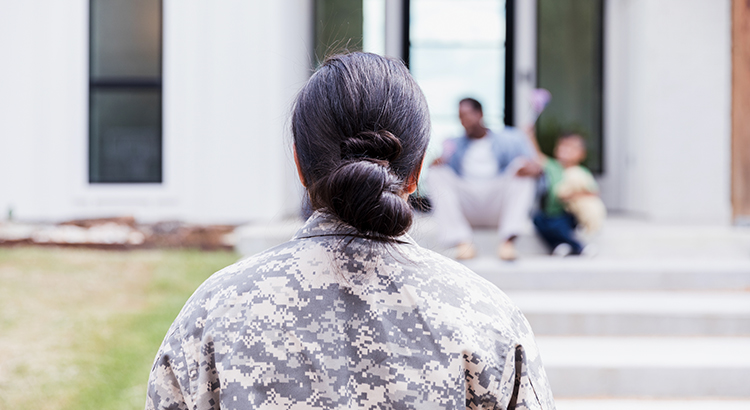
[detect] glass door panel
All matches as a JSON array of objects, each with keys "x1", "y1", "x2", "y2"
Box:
[
  {"x1": 537, "y1": 0, "x2": 603, "y2": 172},
  {"x1": 409, "y1": 0, "x2": 507, "y2": 162}
]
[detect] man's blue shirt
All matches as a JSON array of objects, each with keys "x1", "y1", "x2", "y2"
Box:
[{"x1": 445, "y1": 127, "x2": 534, "y2": 176}]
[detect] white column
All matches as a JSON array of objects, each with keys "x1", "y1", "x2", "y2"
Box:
[
  {"x1": 598, "y1": 0, "x2": 631, "y2": 212},
  {"x1": 513, "y1": 0, "x2": 537, "y2": 128},
  {"x1": 384, "y1": 0, "x2": 405, "y2": 61}
]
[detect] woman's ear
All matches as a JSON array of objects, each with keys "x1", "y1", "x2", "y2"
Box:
[
  {"x1": 404, "y1": 156, "x2": 425, "y2": 196},
  {"x1": 293, "y1": 145, "x2": 307, "y2": 187}
]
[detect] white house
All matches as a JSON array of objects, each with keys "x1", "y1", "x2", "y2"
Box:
[{"x1": 0, "y1": 0, "x2": 744, "y2": 225}]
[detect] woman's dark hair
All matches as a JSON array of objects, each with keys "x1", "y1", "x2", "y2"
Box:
[{"x1": 292, "y1": 52, "x2": 430, "y2": 239}]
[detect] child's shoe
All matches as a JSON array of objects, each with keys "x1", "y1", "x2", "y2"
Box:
[{"x1": 552, "y1": 243, "x2": 573, "y2": 257}]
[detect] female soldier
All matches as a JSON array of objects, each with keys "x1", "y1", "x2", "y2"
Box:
[{"x1": 146, "y1": 52, "x2": 555, "y2": 410}]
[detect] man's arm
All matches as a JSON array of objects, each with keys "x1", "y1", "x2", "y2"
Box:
[
  {"x1": 430, "y1": 138, "x2": 458, "y2": 167},
  {"x1": 515, "y1": 159, "x2": 543, "y2": 177},
  {"x1": 514, "y1": 127, "x2": 544, "y2": 177},
  {"x1": 523, "y1": 126, "x2": 547, "y2": 162}
]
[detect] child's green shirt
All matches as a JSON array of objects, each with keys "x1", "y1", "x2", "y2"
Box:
[{"x1": 543, "y1": 159, "x2": 597, "y2": 216}]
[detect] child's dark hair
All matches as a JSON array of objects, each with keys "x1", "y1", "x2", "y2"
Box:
[
  {"x1": 292, "y1": 52, "x2": 430, "y2": 240},
  {"x1": 557, "y1": 132, "x2": 587, "y2": 149}
]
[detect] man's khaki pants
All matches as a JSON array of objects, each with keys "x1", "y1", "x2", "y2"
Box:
[{"x1": 426, "y1": 162, "x2": 536, "y2": 247}]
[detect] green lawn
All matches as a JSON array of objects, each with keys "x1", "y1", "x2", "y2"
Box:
[{"x1": 0, "y1": 247, "x2": 239, "y2": 410}]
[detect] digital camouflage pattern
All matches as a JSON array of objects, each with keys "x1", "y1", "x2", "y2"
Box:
[{"x1": 146, "y1": 212, "x2": 555, "y2": 409}]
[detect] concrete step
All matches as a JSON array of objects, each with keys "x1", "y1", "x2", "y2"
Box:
[
  {"x1": 408, "y1": 215, "x2": 550, "y2": 256},
  {"x1": 537, "y1": 336, "x2": 750, "y2": 398},
  {"x1": 234, "y1": 220, "x2": 302, "y2": 257},
  {"x1": 555, "y1": 399, "x2": 750, "y2": 410},
  {"x1": 506, "y1": 291, "x2": 750, "y2": 336},
  {"x1": 466, "y1": 257, "x2": 750, "y2": 291},
  {"x1": 409, "y1": 213, "x2": 750, "y2": 260},
  {"x1": 234, "y1": 212, "x2": 750, "y2": 259},
  {"x1": 233, "y1": 218, "x2": 550, "y2": 257},
  {"x1": 234, "y1": 218, "x2": 750, "y2": 291}
]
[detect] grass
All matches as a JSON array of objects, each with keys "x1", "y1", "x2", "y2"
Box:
[{"x1": 0, "y1": 247, "x2": 239, "y2": 410}]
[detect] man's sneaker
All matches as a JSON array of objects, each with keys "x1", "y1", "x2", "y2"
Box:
[
  {"x1": 498, "y1": 240, "x2": 518, "y2": 261},
  {"x1": 454, "y1": 242, "x2": 477, "y2": 260},
  {"x1": 552, "y1": 243, "x2": 573, "y2": 257}
]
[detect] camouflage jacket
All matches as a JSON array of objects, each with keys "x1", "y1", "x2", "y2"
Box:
[{"x1": 146, "y1": 212, "x2": 555, "y2": 410}]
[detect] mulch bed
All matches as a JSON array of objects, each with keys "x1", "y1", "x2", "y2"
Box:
[{"x1": 0, "y1": 216, "x2": 236, "y2": 251}]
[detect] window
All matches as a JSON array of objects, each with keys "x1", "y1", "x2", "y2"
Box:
[
  {"x1": 314, "y1": 0, "x2": 388, "y2": 61},
  {"x1": 89, "y1": 0, "x2": 162, "y2": 183},
  {"x1": 315, "y1": 0, "x2": 364, "y2": 62},
  {"x1": 408, "y1": 0, "x2": 509, "y2": 157},
  {"x1": 536, "y1": 0, "x2": 604, "y2": 172},
  {"x1": 313, "y1": 0, "x2": 511, "y2": 160}
]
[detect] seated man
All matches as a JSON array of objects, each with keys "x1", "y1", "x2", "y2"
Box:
[{"x1": 427, "y1": 98, "x2": 540, "y2": 260}]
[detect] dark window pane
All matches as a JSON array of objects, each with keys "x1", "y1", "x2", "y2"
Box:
[
  {"x1": 537, "y1": 0, "x2": 603, "y2": 172},
  {"x1": 89, "y1": 0, "x2": 162, "y2": 184},
  {"x1": 91, "y1": 0, "x2": 161, "y2": 79},
  {"x1": 89, "y1": 89, "x2": 162, "y2": 183},
  {"x1": 315, "y1": 0, "x2": 364, "y2": 62}
]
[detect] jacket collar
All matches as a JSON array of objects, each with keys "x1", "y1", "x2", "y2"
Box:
[{"x1": 292, "y1": 210, "x2": 417, "y2": 246}]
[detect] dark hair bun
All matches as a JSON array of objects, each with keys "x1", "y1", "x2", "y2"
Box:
[
  {"x1": 292, "y1": 52, "x2": 431, "y2": 241},
  {"x1": 340, "y1": 130, "x2": 403, "y2": 163},
  {"x1": 321, "y1": 159, "x2": 412, "y2": 237}
]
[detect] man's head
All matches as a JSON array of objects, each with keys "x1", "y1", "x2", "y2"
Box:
[
  {"x1": 554, "y1": 133, "x2": 587, "y2": 167},
  {"x1": 458, "y1": 98, "x2": 484, "y2": 138}
]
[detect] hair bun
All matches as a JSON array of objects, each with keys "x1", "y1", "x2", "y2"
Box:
[
  {"x1": 340, "y1": 130, "x2": 403, "y2": 163},
  {"x1": 293, "y1": 53, "x2": 430, "y2": 242},
  {"x1": 321, "y1": 159, "x2": 412, "y2": 237}
]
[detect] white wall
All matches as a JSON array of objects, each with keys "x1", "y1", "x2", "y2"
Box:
[
  {"x1": 603, "y1": 0, "x2": 732, "y2": 223},
  {"x1": 0, "y1": 0, "x2": 88, "y2": 222},
  {"x1": 0, "y1": 0, "x2": 311, "y2": 224},
  {"x1": 164, "y1": 0, "x2": 311, "y2": 223}
]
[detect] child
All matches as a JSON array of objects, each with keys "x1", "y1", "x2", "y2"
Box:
[{"x1": 530, "y1": 132, "x2": 604, "y2": 256}]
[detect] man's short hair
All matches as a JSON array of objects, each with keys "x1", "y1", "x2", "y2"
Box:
[{"x1": 459, "y1": 98, "x2": 483, "y2": 114}]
